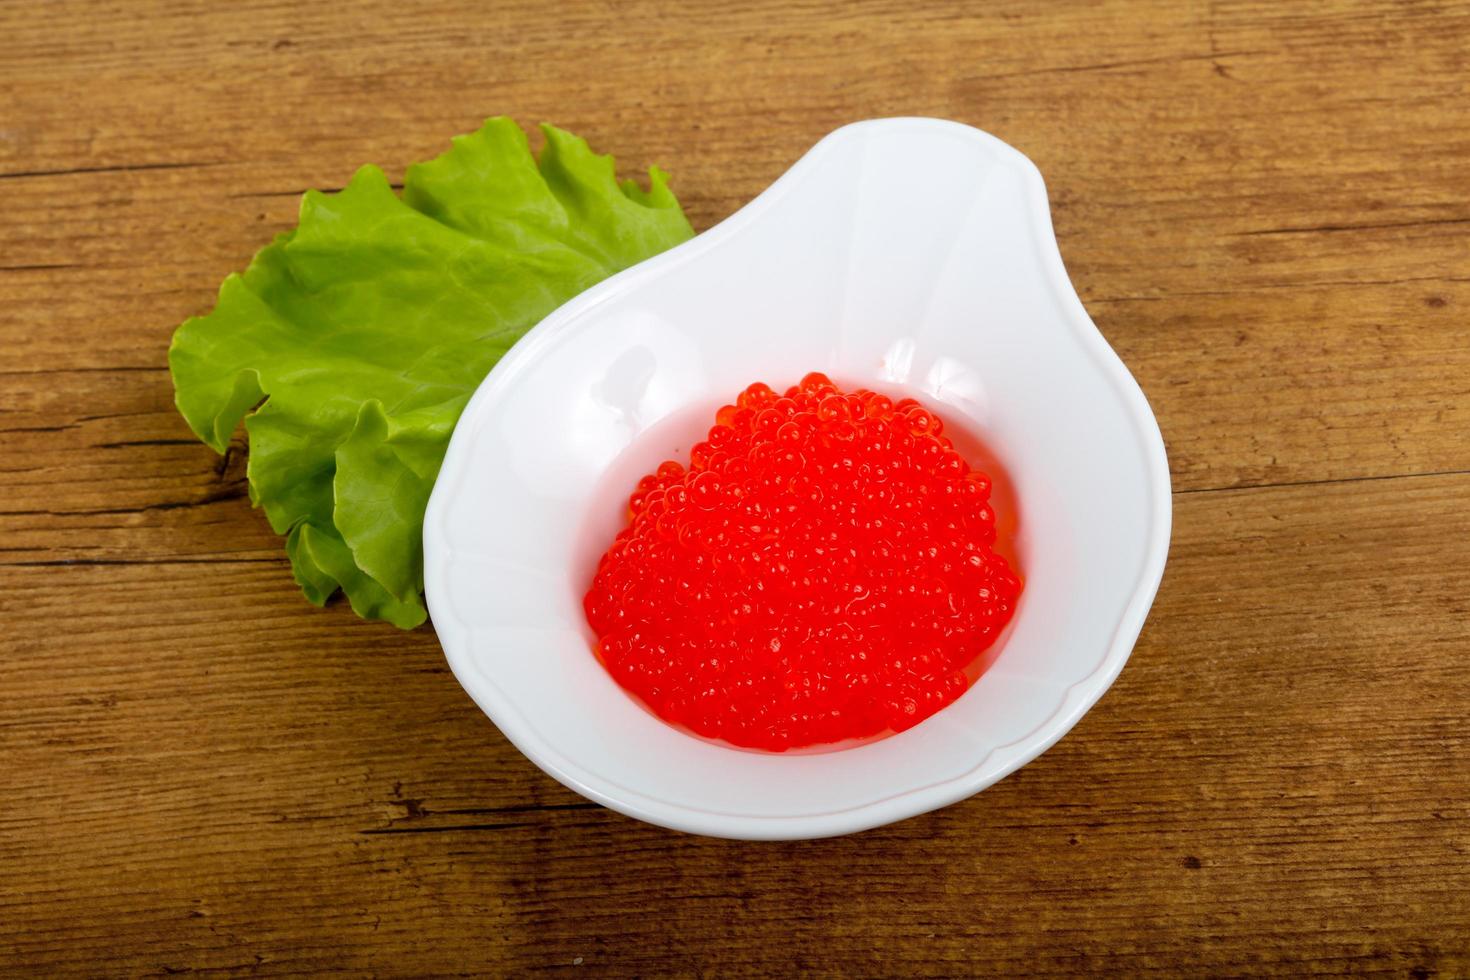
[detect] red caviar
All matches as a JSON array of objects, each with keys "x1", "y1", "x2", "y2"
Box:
[{"x1": 583, "y1": 373, "x2": 1021, "y2": 751}]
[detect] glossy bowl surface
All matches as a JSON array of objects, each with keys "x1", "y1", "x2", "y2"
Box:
[{"x1": 424, "y1": 117, "x2": 1172, "y2": 839}]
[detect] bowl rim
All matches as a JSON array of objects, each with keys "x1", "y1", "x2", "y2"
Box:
[{"x1": 424, "y1": 116, "x2": 1173, "y2": 839}]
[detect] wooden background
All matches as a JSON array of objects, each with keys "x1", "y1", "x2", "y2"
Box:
[{"x1": 3, "y1": 0, "x2": 1468, "y2": 974}]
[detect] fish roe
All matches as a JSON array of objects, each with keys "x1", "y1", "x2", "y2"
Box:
[{"x1": 583, "y1": 372, "x2": 1021, "y2": 752}]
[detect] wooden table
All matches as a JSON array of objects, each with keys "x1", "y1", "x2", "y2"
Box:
[{"x1": 4, "y1": 1, "x2": 1468, "y2": 973}]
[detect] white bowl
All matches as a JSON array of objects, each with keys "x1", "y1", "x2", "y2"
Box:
[{"x1": 424, "y1": 117, "x2": 1171, "y2": 840}]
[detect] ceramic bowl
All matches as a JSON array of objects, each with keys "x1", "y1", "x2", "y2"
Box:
[{"x1": 424, "y1": 117, "x2": 1171, "y2": 839}]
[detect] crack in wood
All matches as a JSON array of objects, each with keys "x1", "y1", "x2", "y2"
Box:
[
  {"x1": 0, "y1": 423, "x2": 79, "y2": 434},
  {"x1": 965, "y1": 48, "x2": 1276, "y2": 83},
  {"x1": 359, "y1": 821, "x2": 537, "y2": 835},
  {"x1": 1237, "y1": 215, "x2": 1470, "y2": 236},
  {"x1": 0, "y1": 486, "x2": 247, "y2": 519},
  {"x1": 1175, "y1": 467, "x2": 1470, "y2": 496},
  {"x1": 0, "y1": 556, "x2": 285, "y2": 567},
  {"x1": 74, "y1": 409, "x2": 171, "y2": 423},
  {"x1": 433, "y1": 802, "x2": 601, "y2": 817},
  {"x1": 1088, "y1": 274, "x2": 1470, "y2": 302},
  {"x1": 0, "y1": 366, "x2": 167, "y2": 376},
  {"x1": 95, "y1": 438, "x2": 200, "y2": 449},
  {"x1": 361, "y1": 800, "x2": 603, "y2": 836},
  {"x1": 228, "y1": 181, "x2": 404, "y2": 200},
  {"x1": 0, "y1": 161, "x2": 221, "y2": 180}
]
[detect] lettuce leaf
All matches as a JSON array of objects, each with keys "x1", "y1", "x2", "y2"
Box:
[{"x1": 169, "y1": 118, "x2": 694, "y2": 628}]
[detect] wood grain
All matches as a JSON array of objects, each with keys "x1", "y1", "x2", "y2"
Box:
[{"x1": 2, "y1": 0, "x2": 1468, "y2": 974}]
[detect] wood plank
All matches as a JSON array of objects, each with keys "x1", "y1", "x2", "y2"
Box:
[
  {"x1": 3, "y1": 1, "x2": 1467, "y2": 492},
  {"x1": 1, "y1": 475, "x2": 1466, "y2": 973},
  {"x1": 5, "y1": 274, "x2": 1468, "y2": 570}
]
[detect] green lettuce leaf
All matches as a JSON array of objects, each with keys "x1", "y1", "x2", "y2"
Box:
[{"x1": 169, "y1": 118, "x2": 694, "y2": 628}]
